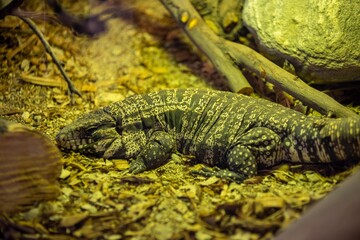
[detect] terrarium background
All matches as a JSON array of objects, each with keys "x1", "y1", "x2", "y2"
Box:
[{"x1": 0, "y1": 0, "x2": 358, "y2": 239}]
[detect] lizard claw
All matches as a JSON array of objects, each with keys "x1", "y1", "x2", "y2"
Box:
[
  {"x1": 191, "y1": 167, "x2": 247, "y2": 183},
  {"x1": 128, "y1": 160, "x2": 147, "y2": 174}
]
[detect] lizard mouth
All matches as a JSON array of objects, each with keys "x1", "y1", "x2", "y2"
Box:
[
  {"x1": 56, "y1": 124, "x2": 120, "y2": 157},
  {"x1": 56, "y1": 133, "x2": 93, "y2": 151},
  {"x1": 56, "y1": 133, "x2": 120, "y2": 158}
]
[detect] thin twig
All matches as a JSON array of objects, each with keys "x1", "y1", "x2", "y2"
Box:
[{"x1": 17, "y1": 15, "x2": 81, "y2": 102}]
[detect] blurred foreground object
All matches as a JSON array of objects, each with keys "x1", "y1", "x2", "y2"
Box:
[
  {"x1": 275, "y1": 169, "x2": 360, "y2": 240},
  {"x1": 0, "y1": 119, "x2": 62, "y2": 213},
  {"x1": 47, "y1": 0, "x2": 109, "y2": 37},
  {"x1": 0, "y1": 0, "x2": 23, "y2": 18}
]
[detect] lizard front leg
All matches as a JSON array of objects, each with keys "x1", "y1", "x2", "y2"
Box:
[{"x1": 129, "y1": 131, "x2": 176, "y2": 174}]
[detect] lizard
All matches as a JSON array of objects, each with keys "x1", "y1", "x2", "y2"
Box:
[{"x1": 56, "y1": 88, "x2": 360, "y2": 182}]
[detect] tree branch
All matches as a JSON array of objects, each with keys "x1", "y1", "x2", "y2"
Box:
[
  {"x1": 160, "y1": 0, "x2": 358, "y2": 118},
  {"x1": 160, "y1": 0, "x2": 253, "y2": 95},
  {"x1": 225, "y1": 41, "x2": 359, "y2": 118}
]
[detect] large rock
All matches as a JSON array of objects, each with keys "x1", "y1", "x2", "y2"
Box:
[{"x1": 243, "y1": 0, "x2": 360, "y2": 84}]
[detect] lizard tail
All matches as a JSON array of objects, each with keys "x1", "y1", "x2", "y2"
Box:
[{"x1": 319, "y1": 118, "x2": 360, "y2": 162}]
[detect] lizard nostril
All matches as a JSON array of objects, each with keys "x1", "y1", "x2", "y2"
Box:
[{"x1": 56, "y1": 134, "x2": 62, "y2": 141}]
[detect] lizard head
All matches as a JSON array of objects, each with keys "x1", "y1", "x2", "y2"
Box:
[{"x1": 56, "y1": 109, "x2": 122, "y2": 158}]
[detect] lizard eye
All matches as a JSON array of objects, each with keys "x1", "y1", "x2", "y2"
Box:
[
  {"x1": 84, "y1": 122, "x2": 113, "y2": 137},
  {"x1": 84, "y1": 126, "x2": 100, "y2": 136}
]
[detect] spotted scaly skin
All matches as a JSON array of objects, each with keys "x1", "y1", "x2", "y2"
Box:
[{"x1": 56, "y1": 89, "x2": 360, "y2": 182}]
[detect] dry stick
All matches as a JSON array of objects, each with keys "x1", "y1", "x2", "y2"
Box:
[
  {"x1": 17, "y1": 16, "x2": 81, "y2": 102},
  {"x1": 19, "y1": 74, "x2": 96, "y2": 92},
  {"x1": 160, "y1": 0, "x2": 358, "y2": 118},
  {"x1": 20, "y1": 74, "x2": 66, "y2": 88},
  {"x1": 160, "y1": 0, "x2": 253, "y2": 95}
]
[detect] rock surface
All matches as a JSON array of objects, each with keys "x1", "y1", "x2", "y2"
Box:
[{"x1": 243, "y1": 0, "x2": 360, "y2": 84}]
